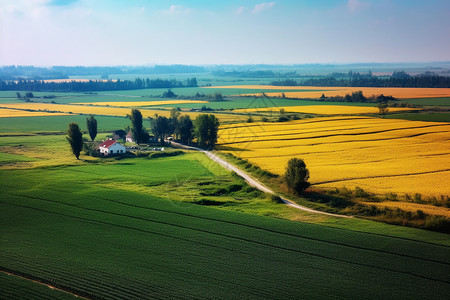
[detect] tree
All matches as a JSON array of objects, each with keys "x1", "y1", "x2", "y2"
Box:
[
  {"x1": 128, "y1": 109, "x2": 144, "y2": 144},
  {"x1": 16, "y1": 92, "x2": 22, "y2": 99},
  {"x1": 151, "y1": 116, "x2": 170, "y2": 144},
  {"x1": 86, "y1": 115, "x2": 97, "y2": 141},
  {"x1": 66, "y1": 122, "x2": 83, "y2": 160},
  {"x1": 284, "y1": 158, "x2": 310, "y2": 195},
  {"x1": 169, "y1": 108, "x2": 181, "y2": 138},
  {"x1": 162, "y1": 89, "x2": 177, "y2": 98},
  {"x1": 177, "y1": 115, "x2": 193, "y2": 145},
  {"x1": 194, "y1": 114, "x2": 219, "y2": 150},
  {"x1": 378, "y1": 102, "x2": 389, "y2": 118}
]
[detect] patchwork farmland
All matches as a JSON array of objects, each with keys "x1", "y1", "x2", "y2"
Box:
[
  {"x1": 217, "y1": 116, "x2": 450, "y2": 198},
  {"x1": 1, "y1": 79, "x2": 450, "y2": 298}
]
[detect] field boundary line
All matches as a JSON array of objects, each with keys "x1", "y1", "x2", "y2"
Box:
[
  {"x1": 0, "y1": 268, "x2": 92, "y2": 299},
  {"x1": 170, "y1": 141, "x2": 351, "y2": 218}
]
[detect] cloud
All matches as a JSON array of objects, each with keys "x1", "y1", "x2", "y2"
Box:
[
  {"x1": 234, "y1": 6, "x2": 245, "y2": 15},
  {"x1": 347, "y1": 0, "x2": 369, "y2": 13},
  {"x1": 48, "y1": 0, "x2": 78, "y2": 6},
  {"x1": 251, "y1": 2, "x2": 275, "y2": 14},
  {"x1": 164, "y1": 5, "x2": 191, "y2": 15}
]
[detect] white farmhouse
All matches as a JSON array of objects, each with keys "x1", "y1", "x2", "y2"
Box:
[{"x1": 99, "y1": 139, "x2": 126, "y2": 156}]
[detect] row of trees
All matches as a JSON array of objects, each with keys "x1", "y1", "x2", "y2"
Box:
[
  {"x1": 0, "y1": 77, "x2": 198, "y2": 92},
  {"x1": 125, "y1": 108, "x2": 220, "y2": 149},
  {"x1": 272, "y1": 74, "x2": 450, "y2": 88},
  {"x1": 318, "y1": 91, "x2": 396, "y2": 103}
]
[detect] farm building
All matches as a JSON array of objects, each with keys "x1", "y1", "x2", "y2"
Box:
[
  {"x1": 126, "y1": 131, "x2": 134, "y2": 143},
  {"x1": 99, "y1": 139, "x2": 126, "y2": 156}
]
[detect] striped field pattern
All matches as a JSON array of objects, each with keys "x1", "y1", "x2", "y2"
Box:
[
  {"x1": 204, "y1": 85, "x2": 450, "y2": 99},
  {"x1": 235, "y1": 105, "x2": 420, "y2": 115},
  {"x1": 217, "y1": 116, "x2": 450, "y2": 197}
]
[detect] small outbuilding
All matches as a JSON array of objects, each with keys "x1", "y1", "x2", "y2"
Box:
[
  {"x1": 126, "y1": 131, "x2": 134, "y2": 143},
  {"x1": 99, "y1": 139, "x2": 126, "y2": 156}
]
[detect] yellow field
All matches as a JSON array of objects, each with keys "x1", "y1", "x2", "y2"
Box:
[
  {"x1": 0, "y1": 108, "x2": 70, "y2": 118},
  {"x1": 362, "y1": 201, "x2": 450, "y2": 218},
  {"x1": 204, "y1": 85, "x2": 450, "y2": 99},
  {"x1": 74, "y1": 100, "x2": 209, "y2": 107},
  {"x1": 0, "y1": 103, "x2": 239, "y2": 122},
  {"x1": 235, "y1": 105, "x2": 420, "y2": 115},
  {"x1": 217, "y1": 116, "x2": 450, "y2": 197}
]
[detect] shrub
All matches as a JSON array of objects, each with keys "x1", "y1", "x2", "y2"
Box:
[
  {"x1": 270, "y1": 194, "x2": 284, "y2": 203},
  {"x1": 413, "y1": 193, "x2": 423, "y2": 203},
  {"x1": 385, "y1": 192, "x2": 398, "y2": 201},
  {"x1": 354, "y1": 186, "x2": 369, "y2": 198},
  {"x1": 148, "y1": 150, "x2": 184, "y2": 159}
]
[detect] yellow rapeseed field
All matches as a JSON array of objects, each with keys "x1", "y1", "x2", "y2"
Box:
[
  {"x1": 74, "y1": 100, "x2": 209, "y2": 107},
  {"x1": 0, "y1": 103, "x2": 239, "y2": 122},
  {"x1": 0, "y1": 108, "x2": 70, "y2": 118},
  {"x1": 217, "y1": 116, "x2": 450, "y2": 197},
  {"x1": 235, "y1": 105, "x2": 420, "y2": 115},
  {"x1": 204, "y1": 85, "x2": 450, "y2": 99}
]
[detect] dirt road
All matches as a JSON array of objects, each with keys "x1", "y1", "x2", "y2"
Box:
[{"x1": 170, "y1": 141, "x2": 351, "y2": 218}]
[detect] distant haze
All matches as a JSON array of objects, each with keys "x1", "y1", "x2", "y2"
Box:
[{"x1": 1, "y1": 0, "x2": 450, "y2": 66}]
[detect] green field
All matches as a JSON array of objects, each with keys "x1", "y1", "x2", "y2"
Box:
[
  {"x1": 402, "y1": 97, "x2": 450, "y2": 106},
  {"x1": 385, "y1": 112, "x2": 450, "y2": 122},
  {"x1": 1, "y1": 151, "x2": 450, "y2": 299},
  {"x1": 0, "y1": 115, "x2": 130, "y2": 133}
]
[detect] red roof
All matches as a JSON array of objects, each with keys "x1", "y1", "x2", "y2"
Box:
[{"x1": 99, "y1": 139, "x2": 117, "y2": 149}]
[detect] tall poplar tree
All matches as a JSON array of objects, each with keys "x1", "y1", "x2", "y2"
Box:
[
  {"x1": 86, "y1": 115, "x2": 97, "y2": 141},
  {"x1": 67, "y1": 122, "x2": 83, "y2": 159}
]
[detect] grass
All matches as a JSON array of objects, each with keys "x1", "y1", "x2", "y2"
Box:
[
  {"x1": 0, "y1": 115, "x2": 131, "y2": 134},
  {"x1": 1, "y1": 152, "x2": 450, "y2": 298}
]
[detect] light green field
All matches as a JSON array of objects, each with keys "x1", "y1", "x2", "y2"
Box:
[{"x1": 0, "y1": 115, "x2": 131, "y2": 134}]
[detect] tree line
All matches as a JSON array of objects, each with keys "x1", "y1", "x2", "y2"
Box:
[
  {"x1": 0, "y1": 77, "x2": 198, "y2": 92},
  {"x1": 67, "y1": 110, "x2": 219, "y2": 159},
  {"x1": 271, "y1": 73, "x2": 450, "y2": 88}
]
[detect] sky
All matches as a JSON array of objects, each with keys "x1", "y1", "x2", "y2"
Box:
[{"x1": 1, "y1": 0, "x2": 450, "y2": 66}]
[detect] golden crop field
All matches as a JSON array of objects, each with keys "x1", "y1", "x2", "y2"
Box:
[
  {"x1": 235, "y1": 105, "x2": 420, "y2": 115},
  {"x1": 0, "y1": 108, "x2": 70, "y2": 118},
  {"x1": 0, "y1": 103, "x2": 239, "y2": 122},
  {"x1": 74, "y1": 100, "x2": 209, "y2": 107},
  {"x1": 204, "y1": 85, "x2": 450, "y2": 99},
  {"x1": 217, "y1": 116, "x2": 450, "y2": 197}
]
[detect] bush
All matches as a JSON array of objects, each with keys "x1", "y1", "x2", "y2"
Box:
[
  {"x1": 354, "y1": 186, "x2": 369, "y2": 198},
  {"x1": 270, "y1": 194, "x2": 284, "y2": 203},
  {"x1": 148, "y1": 150, "x2": 184, "y2": 159}
]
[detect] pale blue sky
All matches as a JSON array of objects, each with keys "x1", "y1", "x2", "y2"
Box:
[{"x1": 1, "y1": 0, "x2": 449, "y2": 66}]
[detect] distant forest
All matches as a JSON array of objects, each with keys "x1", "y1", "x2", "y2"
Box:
[
  {"x1": 271, "y1": 71, "x2": 450, "y2": 88},
  {"x1": 0, "y1": 65, "x2": 206, "y2": 80},
  {"x1": 0, "y1": 77, "x2": 198, "y2": 92}
]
